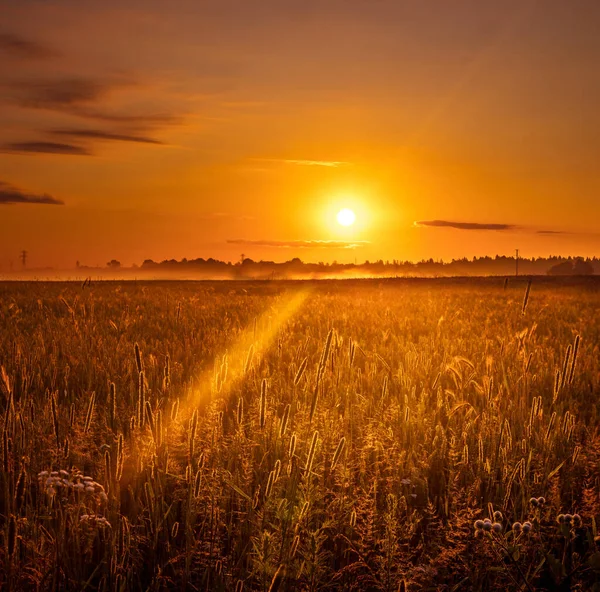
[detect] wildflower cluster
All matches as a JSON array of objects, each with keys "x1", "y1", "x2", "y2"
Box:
[
  {"x1": 37, "y1": 468, "x2": 108, "y2": 504},
  {"x1": 556, "y1": 513, "x2": 582, "y2": 527},
  {"x1": 511, "y1": 521, "x2": 532, "y2": 534},
  {"x1": 473, "y1": 509, "x2": 534, "y2": 539},
  {"x1": 473, "y1": 516, "x2": 503, "y2": 538},
  {"x1": 529, "y1": 496, "x2": 546, "y2": 508},
  {"x1": 80, "y1": 514, "x2": 112, "y2": 528}
]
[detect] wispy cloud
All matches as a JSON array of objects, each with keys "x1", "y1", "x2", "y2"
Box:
[
  {"x1": 0, "y1": 180, "x2": 63, "y2": 205},
  {"x1": 50, "y1": 129, "x2": 164, "y2": 145},
  {"x1": 256, "y1": 158, "x2": 350, "y2": 168},
  {"x1": 227, "y1": 239, "x2": 369, "y2": 249},
  {"x1": 282, "y1": 159, "x2": 349, "y2": 167},
  {"x1": 415, "y1": 220, "x2": 517, "y2": 231},
  {"x1": 0, "y1": 32, "x2": 58, "y2": 59},
  {"x1": 7, "y1": 78, "x2": 110, "y2": 110},
  {"x1": 84, "y1": 111, "x2": 182, "y2": 126},
  {"x1": 3, "y1": 142, "x2": 90, "y2": 155},
  {"x1": 4, "y1": 77, "x2": 182, "y2": 126},
  {"x1": 415, "y1": 219, "x2": 579, "y2": 235}
]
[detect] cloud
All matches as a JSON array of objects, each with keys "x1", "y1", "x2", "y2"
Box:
[
  {"x1": 415, "y1": 220, "x2": 575, "y2": 235},
  {"x1": 282, "y1": 159, "x2": 349, "y2": 167},
  {"x1": 0, "y1": 180, "x2": 63, "y2": 205},
  {"x1": 415, "y1": 220, "x2": 517, "y2": 231},
  {"x1": 84, "y1": 111, "x2": 183, "y2": 126},
  {"x1": 8, "y1": 78, "x2": 109, "y2": 110},
  {"x1": 3, "y1": 142, "x2": 91, "y2": 155},
  {"x1": 0, "y1": 32, "x2": 58, "y2": 59},
  {"x1": 4, "y1": 77, "x2": 182, "y2": 126},
  {"x1": 227, "y1": 239, "x2": 369, "y2": 249},
  {"x1": 50, "y1": 129, "x2": 164, "y2": 145},
  {"x1": 256, "y1": 158, "x2": 349, "y2": 168}
]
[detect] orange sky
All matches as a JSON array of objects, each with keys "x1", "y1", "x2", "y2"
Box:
[{"x1": 1, "y1": 0, "x2": 599, "y2": 269}]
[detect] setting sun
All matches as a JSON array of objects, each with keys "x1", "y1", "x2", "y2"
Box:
[{"x1": 337, "y1": 208, "x2": 356, "y2": 227}]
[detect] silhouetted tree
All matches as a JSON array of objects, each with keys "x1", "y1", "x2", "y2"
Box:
[
  {"x1": 574, "y1": 258, "x2": 594, "y2": 275},
  {"x1": 547, "y1": 259, "x2": 594, "y2": 276}
]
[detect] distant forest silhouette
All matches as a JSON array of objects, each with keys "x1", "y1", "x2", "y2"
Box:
[{"x1": 73, "y1": 254, "x2": 599, "y2": 279}]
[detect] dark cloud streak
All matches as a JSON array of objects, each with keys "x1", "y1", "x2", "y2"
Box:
[
  {"x1": 86, "y1": 112, "x2": 183, "y2": 126},
  {"x1": 0, "y1": 180, "x2": 63, "y2": 205},
  {"x1": 0, "y1": 32, "x2": 58, "y2": 59},
  {"x1": 8, "y1": 78, "x2": 109, "y2": 109},
  {"x1": 4, "y1": 142, "x2": 91, "y2": 155},
  {"x1": 51, "y1": 129, "x2": 164, "y2": 145},
  {"x1": 416, "y1": 220, "x2": 577, "y2": 235},
  {"x1": 4, "y1": 77, "x2": 182, "y2": 127},
  {"x1": 416, "y1": 220, "x2": 517, "y2": 231}
]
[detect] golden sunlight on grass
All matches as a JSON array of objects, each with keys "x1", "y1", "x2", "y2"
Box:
[
  {"x1": 181, "y1": 288, "x2": 310, "y2": 418},
  {"x1": 2, "y1": 279, "x2": 600, "y2": 591}
]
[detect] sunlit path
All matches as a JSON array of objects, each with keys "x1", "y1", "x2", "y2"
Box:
[
  {"x1": 185, "y1": 288, "x2": 308, "y2": 414},
  {"x1": 166, "y1": 287, "x2": 311, "y2": 464}
]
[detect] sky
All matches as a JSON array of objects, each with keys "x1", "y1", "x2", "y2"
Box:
[{"x1": 1, "y1": 0, "x2": 600, "y2": 269}]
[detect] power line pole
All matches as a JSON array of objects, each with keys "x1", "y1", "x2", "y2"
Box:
[
  {"x1": 515, "y1": 249, "x2": 519, "y2": 277},
  {"x1": 20, "y1": 250, "x2": 28, "y2": 269}
]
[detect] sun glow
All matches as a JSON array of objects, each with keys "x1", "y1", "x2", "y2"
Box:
[{"x1": 337, "y1": 208, "x2": 356, "y2": 226}]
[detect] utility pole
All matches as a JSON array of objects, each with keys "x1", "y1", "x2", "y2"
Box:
[
  {"x1": 20, "y1": 250, "x2": 28, "y2": 269},
  {"x1": 515, "y1": 249, "x2": 519, "y2": 277}
]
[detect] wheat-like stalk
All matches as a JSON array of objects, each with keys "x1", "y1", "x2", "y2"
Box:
[
  {"x1": 259, "y1": 379, "x2": 267, "y2": 429},
  {"x1": 331, "y1": 436, "x2": 346, "y2": 472}
]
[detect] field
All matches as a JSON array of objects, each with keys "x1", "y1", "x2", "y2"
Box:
[{"x1": 1, "y1": 278, "x2": 600, "y2": 591}]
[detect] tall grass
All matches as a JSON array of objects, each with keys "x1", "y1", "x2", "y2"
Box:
[{"x1": 0, "y1": 279, "x2": 599, "y2": 590}]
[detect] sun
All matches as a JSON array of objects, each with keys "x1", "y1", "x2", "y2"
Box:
[{"x1": 337, "y1": 208, "x2": 356, "y2": 227}]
